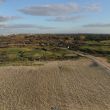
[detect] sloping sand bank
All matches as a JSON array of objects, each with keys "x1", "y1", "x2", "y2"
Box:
[{"x1": 0, "y1": 59, "x2": 110, "y2": 110}]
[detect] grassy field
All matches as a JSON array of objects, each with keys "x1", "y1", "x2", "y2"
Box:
[
  {"x1": 79, "y1": 40, "x2": 110, "y2": 62},
  {"x1": 0, "y1": 35, "x2": 110, "y2": 64},
  {"x1": 0, "y1": 59, "x2": 110, "y2": 110},
  {"x1": 0, "y1": 47, "x2": 79, "y2": 66}
]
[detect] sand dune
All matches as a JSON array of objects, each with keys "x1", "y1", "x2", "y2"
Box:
[{"x1": 0, "y1": 59, "x2": 110, "y2": 110}]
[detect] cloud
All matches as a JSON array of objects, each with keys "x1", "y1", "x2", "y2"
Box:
[
  {"x1": 83, "y1": 23, "x2": 110, "y2": 27},
  {"x1": 85, "y1": 4, "x2": 101, "y2": 12},
  {"x1": 0, "y1": 16, "x2": 20, "y2": 22},
  {"x1": 19, "y1": 3, "x2": 100, "y2": 16},
  {"x1": 0, "y1": 24, "x2": 55, "y2": 29},
  {"x1": 19, "y1": 3, "x2": 80, "y2": 16},
  {"x1": 0, "y1": 0, "x2": 5, "y2": 4},
  {"x1": 48, "y1": 15, "x2": 84, "y2": 22}
]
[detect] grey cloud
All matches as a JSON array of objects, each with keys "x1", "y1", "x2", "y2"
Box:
[
  {"x1": 0, "y1": 24, "x2": 55, "y2": 29},
  {"x1": 83, "y1": 23, "x2": 110, "y2": 27},
  {"x1": 19, "y1": 3, "x2": 80, "y2": 16},
  {"x1": 0, "y1": 24, "x2": 37, "y2": 29},
  {"x1": 48, "y1": 15, "x2": 84, "y2": 22},
  {"x1": 19, "y1": 3, "x2": 100, "y2": 16},
  {"x1": 0, "y1": 16, "x2": 20, "y2": 22},
  {"x1": 0, "y1": 0, "x2": 5, "y2": 3}
]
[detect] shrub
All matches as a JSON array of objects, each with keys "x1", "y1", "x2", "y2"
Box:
[
  {"x1": 17, "y1": 51, "x2": 25, "y2": 61},
  {"x1": 0, "y1": 51, "x2": 9, "y2": 63}
]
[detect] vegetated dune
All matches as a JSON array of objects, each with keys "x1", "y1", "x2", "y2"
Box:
[{"x1": 0, "y1": 59, "x2": 110, "y2": 110}]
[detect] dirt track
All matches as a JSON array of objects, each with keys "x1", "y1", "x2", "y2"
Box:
[{"x1": 0, "y1": 59, "x2": 110, "y2": 110}]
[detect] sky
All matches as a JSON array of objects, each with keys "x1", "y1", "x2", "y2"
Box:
[{"x1": 0, "y1": 0, "x2": 110, "y2": 34}]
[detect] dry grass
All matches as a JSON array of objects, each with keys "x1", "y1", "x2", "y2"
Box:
[{"x1": 0, "y1": 59, "x2": 110, "y2": 110}]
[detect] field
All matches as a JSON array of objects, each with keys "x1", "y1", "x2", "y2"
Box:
[
  {"x1": 0, "y1": 58, "x2": 110, "y2": 110},
  {"x1": 0, "y1": 34, "x2": 110, "y2": 65},
  {"x1": 79, "y1": 40, "x2": 110, "y2": 63},
  {"x1": 0, "y1": 34, "x2": 110, "y2": 110},
  {"x1": 0, "y1": 47, "x2": 79, "y2": 66}
]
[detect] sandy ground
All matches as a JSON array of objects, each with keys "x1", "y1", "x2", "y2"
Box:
[
  {"x1": 96, "y1": 57, "x2": 110, "y2": 68},
  {"x1": 0, "y1": 59, "x2": 110, "y2": 110}
]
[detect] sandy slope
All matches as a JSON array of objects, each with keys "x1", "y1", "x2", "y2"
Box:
[
  {"x1": 0, "y1": 59, "x2": 110, "y2": 110},
  {"x1": 96, "y1": 57, "x2": 110, "y2": 69}
]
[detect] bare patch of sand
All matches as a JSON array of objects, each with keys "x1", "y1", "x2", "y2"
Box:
[{"x1": 0, "y1": 59, "x2": 110, "y2": 110}]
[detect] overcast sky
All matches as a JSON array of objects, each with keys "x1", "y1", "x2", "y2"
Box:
[{"x1": 0, "y1": 0, "x2": 110, "y2": 34}]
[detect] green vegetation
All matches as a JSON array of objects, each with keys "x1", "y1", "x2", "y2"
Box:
[
  {"x1": 0, "y1": 34, "x2": 110, "y2": 65},
  {"x1": 79, "y1": 39, "x2": 110, "y2": 62},
  {"x1": 0, "y1": 47, "x2": 79, "y2": 66},
  {"x1": 79, "y1": 45, "x2": 110, "y2": 55}
]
